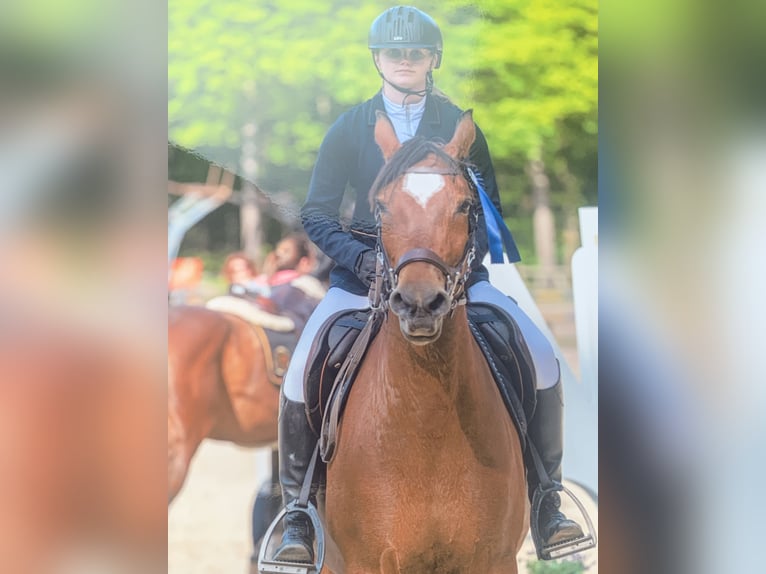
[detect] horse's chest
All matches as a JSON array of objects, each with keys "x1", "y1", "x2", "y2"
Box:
[{"x1": 335, "y1": 415, "x2": 515, "y2": 517}]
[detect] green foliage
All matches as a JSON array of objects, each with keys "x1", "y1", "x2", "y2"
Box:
[
  {"x1": 169, "y1": 0, "x2": 597, "y2": 256},
  {"x1": 527, "y1": 558, "x2": 586, "y2": 574}
]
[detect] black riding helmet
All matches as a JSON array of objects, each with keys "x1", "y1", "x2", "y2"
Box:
[{"x1": 368, "y1": 6, "x2": 443, "y2": 69}]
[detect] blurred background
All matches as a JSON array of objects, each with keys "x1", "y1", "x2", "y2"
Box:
[
  {"x1": 599, "y1": 0, "x2": 766, "y2": 573},
  {"x1": 0, "y1": 0, "x2": 167, "y2": 572}
]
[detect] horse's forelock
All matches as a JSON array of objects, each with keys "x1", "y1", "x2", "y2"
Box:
[{"x1": 368, "y1": 137, "x2": 465, "y2": 209}]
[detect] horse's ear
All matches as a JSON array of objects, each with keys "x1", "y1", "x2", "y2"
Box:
[
  {"x1": 374, "y1": 110, "x2": 401, "y2": 162},
  {"x1": 445, "y1": 110, "x2": 476, "y2": 160}
]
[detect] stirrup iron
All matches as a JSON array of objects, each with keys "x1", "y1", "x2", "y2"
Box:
[
  {"x1": 530, "y1": 483, "x2": 597, "y2": 561},
  {"x1": 257, "y1": 500, "x2": 325, "y2": 574}
]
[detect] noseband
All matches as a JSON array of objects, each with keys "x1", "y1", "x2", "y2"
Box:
[{"x1": 371, "y1": 167, "x2": 479, "y2": 312}]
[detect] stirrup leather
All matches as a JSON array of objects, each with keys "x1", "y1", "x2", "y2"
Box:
[
  {"x1": 530, "y1": 483, "x2": 597, "y2": 561},
  {"x1": 257, "y1": 501, "x2": 325, "y2": 574}
]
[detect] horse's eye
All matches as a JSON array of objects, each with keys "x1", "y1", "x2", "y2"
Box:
[{"x1": 456, "y1": 199, "x2": 473, "y2": 215}]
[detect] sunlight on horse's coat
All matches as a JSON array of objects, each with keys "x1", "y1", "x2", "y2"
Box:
[{"x1": 402, "y1": 172, "x2": 445, "y2": 208}]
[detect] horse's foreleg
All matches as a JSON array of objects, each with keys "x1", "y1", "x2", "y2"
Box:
[
  {"x1": 167, "y1": 409, "x2": 190, "y2": 503},
  {"x1": 330, "y1": 549, "x2": 399, "y2": 574},
  {"x1": 167, "y1": 405, "x2": 206, "y2": 503},
  {"x1": 167, "y1": 447, "x2": 189, "y2": 503}
]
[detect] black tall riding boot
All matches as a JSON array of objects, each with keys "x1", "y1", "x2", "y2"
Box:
[
  {"x1": 272, "y1": 394, "x2": 315, "y2": 564},
  {"x1": 527, "y1": 380, "x2": 585, "y2": 550}
]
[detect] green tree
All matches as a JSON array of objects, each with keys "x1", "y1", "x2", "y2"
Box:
[{"x1": 169, "y1": 0, "x2": 597, "y2": 258}]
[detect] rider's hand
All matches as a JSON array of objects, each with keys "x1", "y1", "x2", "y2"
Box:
[{"x1": 354, "y1": 249, "x2": 377, "y2": 287}]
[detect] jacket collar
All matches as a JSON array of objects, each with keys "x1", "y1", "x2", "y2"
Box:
[{"x1": 367, "y1": 90, "x2": 441, "y2": 126}]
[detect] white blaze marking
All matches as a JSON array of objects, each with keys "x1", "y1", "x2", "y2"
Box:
[{"x1": 402, "y1": 173, "x2": 445, "y2": 208}]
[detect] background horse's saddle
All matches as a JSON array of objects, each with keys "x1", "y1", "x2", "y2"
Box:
[
  {"x1": 256, "y1": 327, "x2": 299, "y2": 387},
  {"x1": 303, "y1": 302, "x2": 536, "y2": 449}
]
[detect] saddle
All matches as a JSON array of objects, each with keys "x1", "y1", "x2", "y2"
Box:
[
  {"x1": 466, "y1": 302, "x2": 537, "y2": 443},
  {"x1": 206, "y1": 295, "x2": 295, "y2": 332},
  {"x1": 303, "y1": 309, "x2": 383, "y2": 437},
  {"x1": 303, "y1": 302, "x2": 537, "y2": 458},
  {"x1": 208, "y1": 284, "x2": 323, "y2": 387}
]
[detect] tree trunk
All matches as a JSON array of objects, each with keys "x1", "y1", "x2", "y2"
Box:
[
  {"x1": 240, "y1": 183, "x2": 261, "y2": 260},
  {"x1": 527, "y1": 158, "x2": 556, "y2": 282},
  {"x1": 240, "y1": 122, "x2": 262, "y2": 260}
]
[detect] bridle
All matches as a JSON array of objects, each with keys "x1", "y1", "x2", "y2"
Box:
[{"x1": 370, "y1": 166, "x2": 480, "y2": 313}]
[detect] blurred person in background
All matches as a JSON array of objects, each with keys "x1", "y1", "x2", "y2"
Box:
[
  {"x1": 208, "y1": 234, "x2": 326, "y2": 333},
  {"x1": 223, "y1": 252, "x2": 271, "y2": 296},
  {"x1": 262, "y1": 232, "x2": 327, "y2": 304}
]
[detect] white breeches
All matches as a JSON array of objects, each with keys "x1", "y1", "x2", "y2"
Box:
[{"x1": 282, "y1": 281, "x2": 560, "y2": 402}]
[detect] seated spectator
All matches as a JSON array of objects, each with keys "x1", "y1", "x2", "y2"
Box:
[
  {"x1": 207, "y1": 236, "x2": 326, "y2": 333},
  {"x1": 207, "y1": 252, "x2": 290, "y2": 330},
  {"x1": 222, "y1": 252, "x2": 272, "y2": 300},
  {"x1": 260, "y1": 233, "x2": 327, "y2": 332}
]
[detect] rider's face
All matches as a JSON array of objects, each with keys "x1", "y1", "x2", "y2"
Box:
[{"x1": 375, "y1": 48, "x2": 434, "y2": 90}]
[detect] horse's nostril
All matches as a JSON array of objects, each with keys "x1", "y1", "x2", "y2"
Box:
[
  {"x1": 390, "y1": 291, "x2": 404, "y2": 309},
  {"x1": 428, "y1": 292, "x2": 447, "y2": 313}
]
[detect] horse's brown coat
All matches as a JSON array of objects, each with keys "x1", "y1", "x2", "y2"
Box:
[{"x1": 167, "y1": 306, "x2": 281, "y2": 502}]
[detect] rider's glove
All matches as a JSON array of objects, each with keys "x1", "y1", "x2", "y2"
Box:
[{"x1": 353, "y1": 249, "x2": 377, "y2": 287}]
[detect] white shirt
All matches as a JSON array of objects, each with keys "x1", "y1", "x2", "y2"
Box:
[{"x1": 381, "y1": 93, "x2": 426, "y2": 143}]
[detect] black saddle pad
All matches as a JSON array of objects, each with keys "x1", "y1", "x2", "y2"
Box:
[{"x1": 466, "y1": 302, "x2": 537, "y2": 446}]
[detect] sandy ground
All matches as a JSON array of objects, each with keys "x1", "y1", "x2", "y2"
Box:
[
  {"x1": 168, "y1": 441, "x2": 597, "y2": 574},
  {"x1": 168, "y1": 442, "x2": 268, "y2": 574}
]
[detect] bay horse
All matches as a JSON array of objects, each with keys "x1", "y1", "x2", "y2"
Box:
[
  {"x1": 323, "y1": 111, "x2": 528, "y2": 573},
  {"x1": 168, "y1": 305, "x2": 281, "y2": 503}
]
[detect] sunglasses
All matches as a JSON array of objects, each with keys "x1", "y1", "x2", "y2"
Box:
[{"x1": 380, "y1": 48, "x2": 432, "y2": 63}]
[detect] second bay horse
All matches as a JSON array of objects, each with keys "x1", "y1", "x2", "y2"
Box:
[
  {"x1": 323, "y1": 111, "x2": 528, "y2": 573},
  {"x1": 168, "y1": 305, "x2": 281, "y2": 503}
]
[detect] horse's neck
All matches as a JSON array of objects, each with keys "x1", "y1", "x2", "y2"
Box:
[{"x1": 376, "y1": 308, "x2": 474, "y2": 403}]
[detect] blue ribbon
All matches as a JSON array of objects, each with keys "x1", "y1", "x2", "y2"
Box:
[{"x1": 467, "y1": 169, "x2": 520, "y2": 264}]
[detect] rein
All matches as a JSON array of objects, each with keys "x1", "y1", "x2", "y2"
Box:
[{"x1": 370, "y1": 166, "x2": 479, "y2": 312}]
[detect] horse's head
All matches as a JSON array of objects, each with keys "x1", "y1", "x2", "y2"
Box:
[{"x1": 370, "y1": 110, "x2": 478, "y2": 345}]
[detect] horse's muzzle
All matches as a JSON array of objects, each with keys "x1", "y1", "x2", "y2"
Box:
[{"x1": 389, "y1": 285, "x2": 450, "y2": 345}]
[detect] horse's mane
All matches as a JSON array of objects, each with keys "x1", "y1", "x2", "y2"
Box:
[{"x1": 368, "y1": 136, "x2": 468, "y2": 209}]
